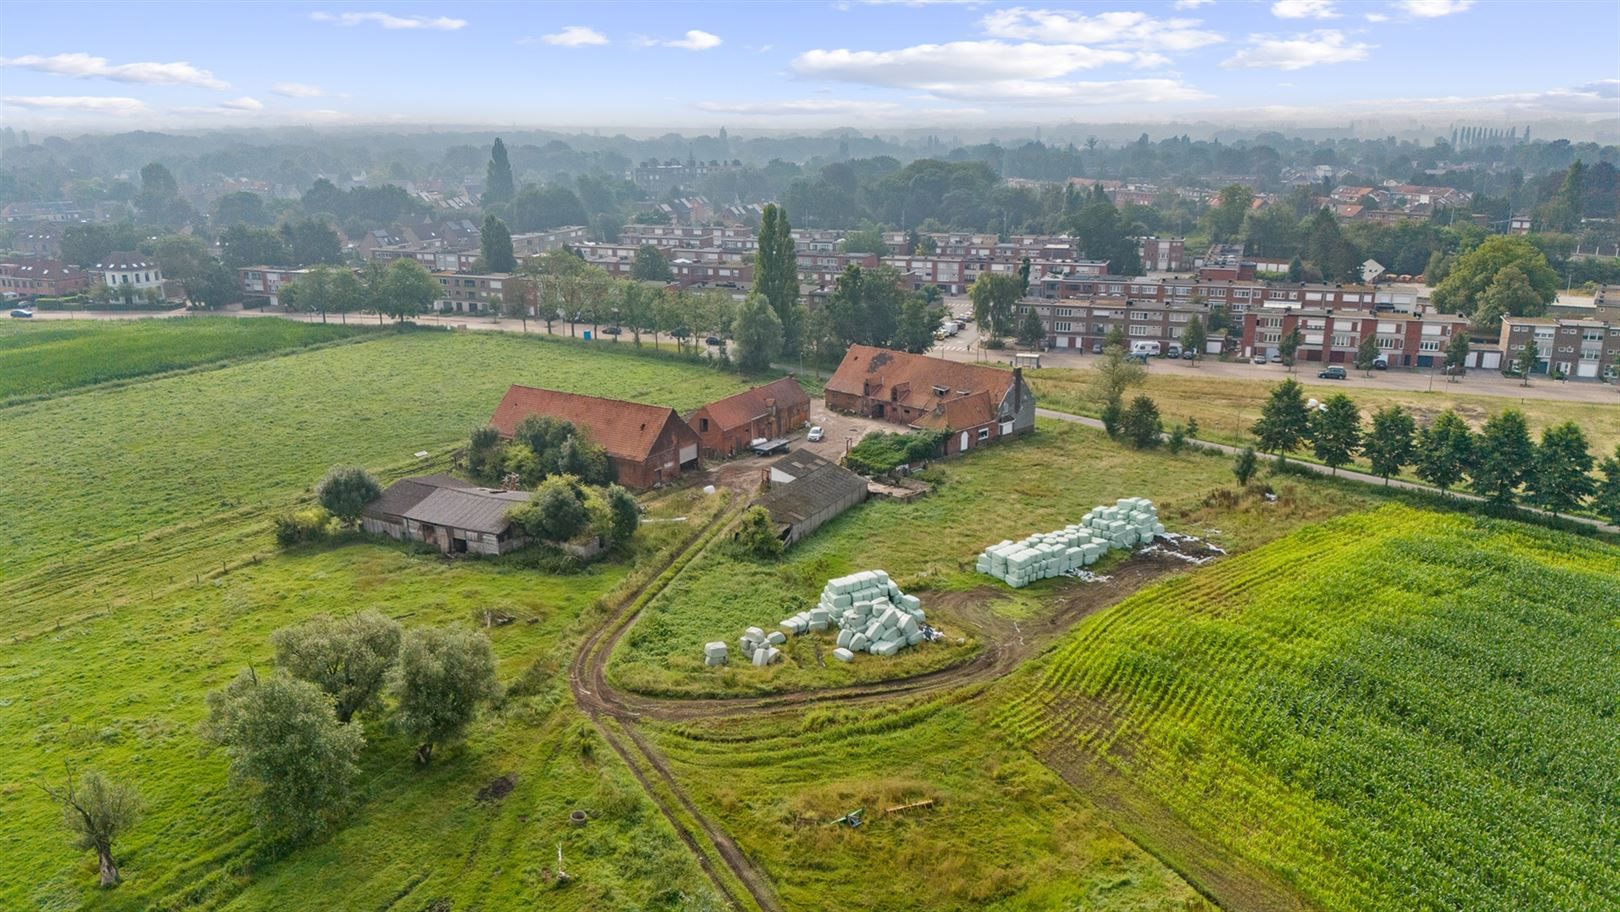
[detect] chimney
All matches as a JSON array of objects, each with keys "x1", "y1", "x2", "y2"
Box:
[{"x1": 1013, "y1": 366, "x2": 1023, "y2": 414}]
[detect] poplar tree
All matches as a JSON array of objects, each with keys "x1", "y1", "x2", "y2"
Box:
[
  {"x1": 484, "y1": 138, "x2": 515, "y2": 207},
  {"x1": 754, "y1": 204, "x2": 801, "y2": 356}
]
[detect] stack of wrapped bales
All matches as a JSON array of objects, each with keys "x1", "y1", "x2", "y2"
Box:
[
  {"x1": 977, "y1": 498, "x2": 1163, "y2": 588},
  {"x1": 1081, "y1": 498, "x2": 1164, "y2": 548},
  {"x1": 703, "y1": 641, "x2": 728, "y2": 666},
  {"x1": 735, "y1": 626, "x2": 784, "y2": 667},
  {"x1": 777, "y1": 570, "x2": 929, "y2": 659}
]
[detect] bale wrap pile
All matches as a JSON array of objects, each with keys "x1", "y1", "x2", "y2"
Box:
[
  {"x1": 976, "y1": 498, "x2": 1164, "y2": 588},
  {"x1": 782, "y1": 569, "x2": 930, "y2": 659}
]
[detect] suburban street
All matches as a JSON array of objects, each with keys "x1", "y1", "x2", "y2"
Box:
[{"x1": 25, "y1": 302, "x2": 1620, "y2": 406}]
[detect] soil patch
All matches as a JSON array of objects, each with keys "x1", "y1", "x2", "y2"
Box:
[{"x1": 475, "y1": 773, "x2": 516, "y2": 803}]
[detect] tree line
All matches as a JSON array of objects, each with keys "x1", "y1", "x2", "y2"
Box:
[{"x1": 1248, "y1": 378, "x2": 1620, "y2": 521}]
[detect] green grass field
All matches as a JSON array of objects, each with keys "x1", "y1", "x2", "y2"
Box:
[
  {"x1": 999, "y1": 505, "x2": 1620, "y2": 912},
  {"x1": 609, "y1": 420, "x2": 1377, "y2": 698},
  {"x1": 649, "y1": 696, "x2": 1215, "y2": 912},
  {"x1": 0, "y1": 328, "x2": 752, "y2": 577},
  {"x1": 1026, "y1": 364, "x2": 1620, "y2": 468},
  {"x1": 0, "y1": 324, "x2": 762, "y2": 910},
  {"x1": 0, "y1": 316, "x2": 381, "y2": 401}
]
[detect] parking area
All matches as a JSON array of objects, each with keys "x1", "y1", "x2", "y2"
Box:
[{"x1": 802, "y1": 398, "x2": 892, "y2": 461}]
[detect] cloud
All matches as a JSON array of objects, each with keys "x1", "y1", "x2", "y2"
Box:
[
  {"x1": 662, "y1": 29, "x2": 722, "y2": 50},
  {"x1": 915, "y1": 78, "x2": 1211, "y2": 105},
  {"x1": 0, "y1": 52, "x2": 227, "y2": 89},
  {"x1": 271, "y1": 81, "x2": 337, "y2": 98},
  {"x1": 221, "y1": 96, "x2": 265, "y2": 111},
  {"x1": 1271, "y1": 0, "x2": 1338, "y2": 18},
  {"x1": 1222, "y1": 30, "x2": 1371, "y2": 70},
  {"x1": 309, "y1": 11, "x2": 467, "y2": 30},
  {"x1": 532, "y1": 25, "x2": 608, "y2": 47},
  {"x1": 1365, "y1": 11, "x2": 1389, "y2": 21},
  {"x1": 794, "y1": 41, "x2": 1140, "y2": 86},
  {"x1": 3, "y1": 95, "x2": 149, "y2": 115},
  {"x1": 1392, "y1": 0, "x2": 1473, "y2": 16},
  {"x1": 1173, "y1": 0, "x2": 1214, "y2": 7},
  {"x1": 978, "y1": 8, "x2": 1224, "y2": 52},
  {"x1": 696, "y1": 99, "x2": 904, "y2": 115}
]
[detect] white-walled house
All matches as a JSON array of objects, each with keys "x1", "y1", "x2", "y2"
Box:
[{"x1": 95, "y1": 252, "x2": 164, "y2": 290}]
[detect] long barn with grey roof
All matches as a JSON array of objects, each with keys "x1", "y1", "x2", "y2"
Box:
[{"x1": 361, "y1": 474, "x2": 531, "y2": 555}]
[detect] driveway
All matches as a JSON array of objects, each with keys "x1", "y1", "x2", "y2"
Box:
[{"x1": 803, "y1": 398, "x2": 890, "y2": 461}]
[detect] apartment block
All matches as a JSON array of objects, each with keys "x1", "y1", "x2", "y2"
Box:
[{"x1": 1499, "y1": 316, "x2": 1620, "y2": 381}]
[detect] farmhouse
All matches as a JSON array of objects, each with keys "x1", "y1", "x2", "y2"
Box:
[
  {"x1": 825, "y1": 344, "x2": 1036, "y2": 457},
  {"x1": 686, "y1": 377, "x2": 812, "y2": 457},
  {"x1": 489, "y1": 385, "x2": 701, "y2": 489},
  {"x1": 361, "y1": 474, "x2": 530, "y2": 555},
  {"x1": 757, "y1": 451, "x2": 869, "y2": 547}
]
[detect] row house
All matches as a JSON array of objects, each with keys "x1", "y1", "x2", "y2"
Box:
[
  {"x1": 16, "y1": 231, "x2": 61, "y2": 258},
  {"x1": 1499, "y1": 316, "x2": 1620, "y2": 381},
  {"x1": 1138, "y1": 237, "x2": 1187, "y2": 272},
  {"x1": 669, "y1": 257, "x2": 751, "y2": 290},
  {"x1": 1241, "y1": 310, "x2": 1472, "y2": 368},
  {"x1": 882, "y1": 256, "x2": 967, "y2": 294},
  {"x1": 510, "y1": 226, "x2": 588, "y2": 257},
  {"x1": 239, "y1": 266, "x2": 310, "y2": 307},
  {"x1": 619, "y1": 224, "x2": 722, "y2": 249},
  {"x1": 434, "y1": 272, "x2": 508, "y2": 314},
  {"x1": 1018, "y1": 297, "x2": 1217, "y2": 355},
  {"x1": 370, "y1": 243, "x2": 479, "y2": 273},
  {"x1": 797, "y1": 251, "x2": 879, "y2": 289},
  {"x1": 0, "y1": 260, "x2": 88, "y2": 298},
  {"x1": 1035, "y1": 274, "x2": 1380, "y2": 315}
]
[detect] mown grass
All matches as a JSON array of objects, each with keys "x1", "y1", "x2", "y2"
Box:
[
  {"x1": 0, "y1": 316, "x2": 380, "y2": 401},
  {"x1": 0, "y1": 328, "x2": 754, "y2": 577},
  {"x1": 0, "y1": 324, "x2": 767, "y2": 909},
  {"x1": 608, "y1": 420, "x2": 1377, "y2": 697},
  {"x1": 648, "y1": 695, "x2": 1215, "y2": 912},
  {"x1": 1027, "y1": 364, "x2": 1620, "y2": 464},
  {"x1": 999, "y1": 505, "x2": 1620, "y2": 912}
]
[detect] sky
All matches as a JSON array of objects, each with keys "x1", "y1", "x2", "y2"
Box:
[{"x1": 0, "y1": 0, "x2": 1616, "y2": 133}]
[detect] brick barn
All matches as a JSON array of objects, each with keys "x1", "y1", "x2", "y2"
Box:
[
  {"x1": 686, "y1": 376, "x2": 812, "y2": 457},
  {"x1": 489, "y1": 385, "x2": 701, "y2": 489},
  {"x1": 825, "y1": 345, "x2": 1037, "y2": 457}
]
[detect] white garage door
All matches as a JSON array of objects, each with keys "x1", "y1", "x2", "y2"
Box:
[{"x1": 679, "y1": 444, "x2": 698, "y2": 464}]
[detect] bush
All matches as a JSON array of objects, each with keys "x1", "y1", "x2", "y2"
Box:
[
  {"x1": 731, "y1": 506, "x2": 783, "y2": 559},
  {"x1": 274, "y1": 506, "x2": 334, "y2": 548},
  {"x1": 846, "y1": 430, "x2": 943, "y2": 475},
  {"x1": 1233, "y1": 447, "x2": 1259, "y2": 486},
  {"x1": 1099, "y1": 398, "x2": 1123, "y2": 438},
  {"x1": 1120, "y1": 396, "x2": 1163, "y2": 450},
  {"x1": 1167, "y1": 424, "x2": 1187, "y2": 455},
  {"x1": 316, "y1": 466, "x2": 382, "y2": 527}
]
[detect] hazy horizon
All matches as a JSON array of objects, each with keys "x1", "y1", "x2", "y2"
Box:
[{"x1": 2, "y1": 0, "x2": 1616, "y2": 138}]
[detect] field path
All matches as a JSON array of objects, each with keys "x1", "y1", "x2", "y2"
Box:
[{"x1": 571, "y1": 504, "x2": 1314, "y2": 911}]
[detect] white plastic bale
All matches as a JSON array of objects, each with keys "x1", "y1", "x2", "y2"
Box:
[{"x1": 832, "y1": 647, "x2": 855, "y2": 663}]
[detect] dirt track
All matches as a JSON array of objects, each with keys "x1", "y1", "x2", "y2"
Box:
[{"x1": 568, "y1": 514, "x2": 1227, "y2": 911}]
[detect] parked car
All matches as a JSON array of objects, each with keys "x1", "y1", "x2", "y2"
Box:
[
  {"x1": 807, "y1": 426, "x2": 824, "y2": 442},
  {"x1": 1318, "y1": 366, "x2": 1347, "y2": 380},
  {"x1": 1251, "y1": 355, "x2": 1268, "y2": 365},
  {"x1": 9, "y1": 307, "x2": 34, "y2": 318},
  {"x1": 1270, "y1": 353, "x2": 1283, "y2": 363},
  {"x1": 1372, "y1": 355, "x2": 1389, "y2": 370},
  {"x1": 1092, "y1": 341, "x2": 1104, "y2": 354},
  {"x1": 1125, "y1": 352, "x2": 1150, "y2": 365},
  {"x1": 602, "y1": 325, "x2": 621, "y2": 336},
  {"x1": 1181, "y1": 349, "x2": 1197, "y2": 360},
  {"x1": 705, "y1": 335, "x2": 723, "y2": 346}
]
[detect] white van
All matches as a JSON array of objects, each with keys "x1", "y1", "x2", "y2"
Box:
[{"x1": 1130, "y1": 340, "x2": 1162, "y2": 357}]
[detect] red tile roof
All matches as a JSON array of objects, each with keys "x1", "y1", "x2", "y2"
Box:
[
  {"x1": 690, "y1": 376, "x2": 809, "y2": 432},
  {"x1": 489, "y1": 385, "x2": 689, "y2": 462},
  {"x1": 911, "y1": 389, "x2": 995, "y2": 431},
  {"x1": 827, "y1": 344, "x2": 1016, "y2": 414}
]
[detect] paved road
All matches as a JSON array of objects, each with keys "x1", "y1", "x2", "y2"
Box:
[
  {"x1": 25, "y1": 303, "x2": 1620, "y2": 405},
  {"x1": 1036, "y1": 407, "x2": 1620, "y2": 535}
]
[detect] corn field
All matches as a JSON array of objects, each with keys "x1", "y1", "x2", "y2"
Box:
[{"x1": 1001, "y1": 505, "x2": 1620, "y2": 912}]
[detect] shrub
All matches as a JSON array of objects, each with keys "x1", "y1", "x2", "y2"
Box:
[
  {"x1": 846, "y1": 430, "x2": 943, "y2": 475},
  {"x1": 316, "y1": 466, "x2": 382, "y2": 527},
  {"x1": 274, "y1": 506, "x2": 333, "y2": 548},
  {"x1": 1120, "y1": 396, "x2": 1163, "y2": 450},
  {"x1": 1233, "y1": 447, "x2": 1259, "y2": 486},
  {"x1": 732, "y1": 506, "x2": 783, "y2": 559}
]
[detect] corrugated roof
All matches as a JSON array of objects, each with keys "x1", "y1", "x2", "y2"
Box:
[
  {"x1": 403, "y1": 487, "x2": 528, "y2": 535},
  {"x1": 759, "y1": 452, "x2": 867, "y2": 527},
  {"x1": 690, "y1": 377, "x2": 809, "y2": 432},
  {"x1": 363, "y1": 473, "x2": 516, "y2": 528},
  {"x1": 489, "y1": 385, "x2": 692, "y2": 462}
]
